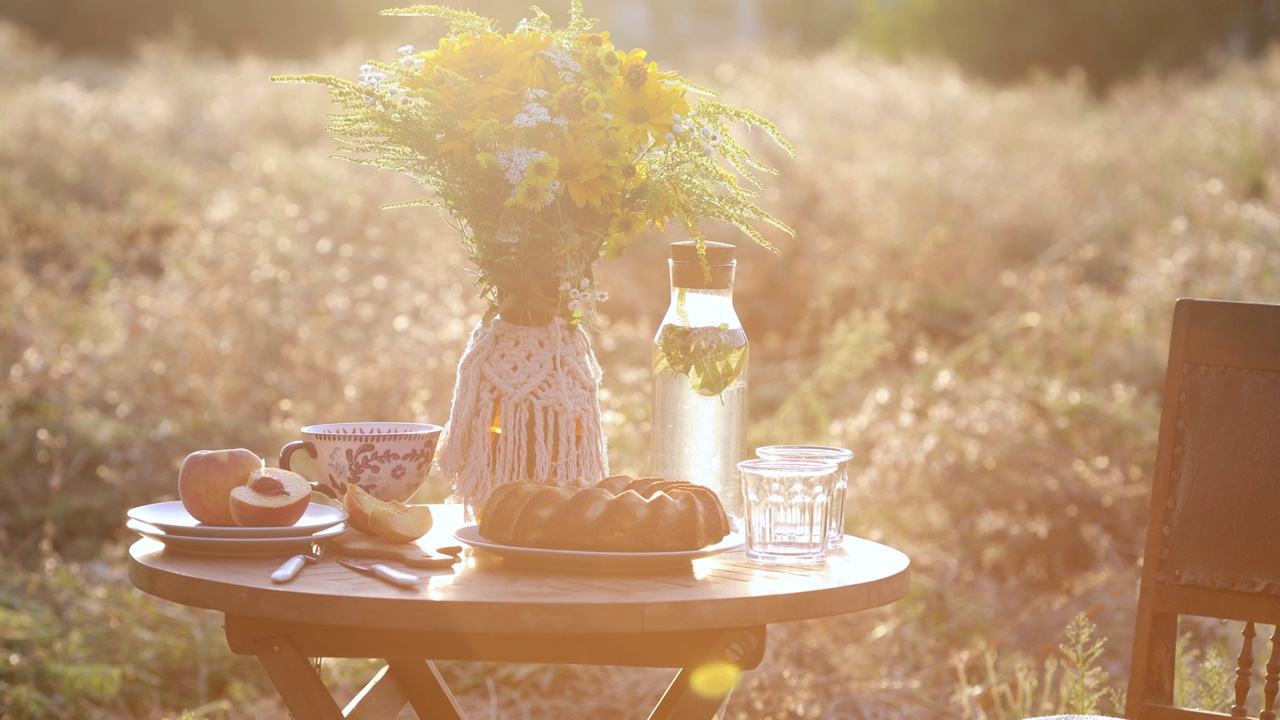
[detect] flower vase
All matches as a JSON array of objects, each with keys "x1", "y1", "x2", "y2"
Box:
[{"x1": 437, "y1": 313, "x2": 609, "y2": 515}]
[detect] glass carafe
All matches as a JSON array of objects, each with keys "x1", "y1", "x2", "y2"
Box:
[{"x1": 650, "y1": 241, "x2": 748, "y2": 518}]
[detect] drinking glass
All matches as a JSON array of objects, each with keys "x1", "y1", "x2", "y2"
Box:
[
  {"x1": 737, "y1": 458, "x2": 839, "y2": 564},
  {"x1": 755, "y1": 445, "x2": 854, "y2": 548}
]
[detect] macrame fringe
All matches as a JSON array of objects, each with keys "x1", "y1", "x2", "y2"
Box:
[{"x1": 438, "y1": 317, "x2": 608, "y2": 512}]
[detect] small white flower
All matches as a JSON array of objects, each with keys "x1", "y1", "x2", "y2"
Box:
[
  {"x1": 496, "y1": 147, "x2": 543, "y2": 186},
  {"x1": 580, "y1": 277, "x2": 591, "y2": 289},
  {"x1": 357, "y1": 67, "x2": 387, "y2": 90},
  {"x1": 513, "y1": 102, "x2": 554, "y2": 128},
  {"x1": 665, "y1": 133, "x2": 675, "y2": 143},
  {"x1": 673, "y1": 113, "x2": 682, "y2": 122},
  {"x1": 559, "y1": 281, "x2": 571, "y2": 291},
  {"x1": 398, "y1": 44, "x2": 415, "y2": 55},
  {"x1": 540, "y1": 47, "x2": 582, "y2": 76},
  {"x1": 602, "y1": 113, "x2": 613, "y2": 121}
]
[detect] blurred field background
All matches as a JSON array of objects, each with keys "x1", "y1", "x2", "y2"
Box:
[{"x1": 3, "y1": 0, "x2": 1280, "y2": 718}]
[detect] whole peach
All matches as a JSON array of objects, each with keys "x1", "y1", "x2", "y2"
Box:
[{"x1": 178, "y1": 448, "x2": 264, "y2": 526}]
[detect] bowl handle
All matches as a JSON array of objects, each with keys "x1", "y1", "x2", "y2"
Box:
[{"x1": 280, "y1": 440, "x2": 335, "y2": 498}]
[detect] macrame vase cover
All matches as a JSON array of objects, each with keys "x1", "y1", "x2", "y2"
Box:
[{"x1": 438, "y1": 317, "x2": 608, "y2": 512}]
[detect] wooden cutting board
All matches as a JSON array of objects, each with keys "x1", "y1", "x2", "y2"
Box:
[{"x1": 327, "y1": 530, "x2": 461, "y2": 569}]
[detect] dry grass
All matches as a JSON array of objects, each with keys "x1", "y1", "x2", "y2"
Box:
[{"x1": 3, "y1": 19, "x2": 1280, "y2": 719}]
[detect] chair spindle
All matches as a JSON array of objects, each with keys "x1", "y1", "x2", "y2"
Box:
[
  {"x1": 1236, "y1": 622, "x2": 1257, "y2": 718},
  {"x1": 1262, "y1": 626, "x2": 1280, "y2": 720}
]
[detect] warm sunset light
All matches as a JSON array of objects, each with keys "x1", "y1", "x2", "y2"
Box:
[
  {"x1": 4, "y1": 0, "x2": 1280, "y2": 718},
  {"x1": 690, "y1": 660, "x2": 743, "y2": 699}
]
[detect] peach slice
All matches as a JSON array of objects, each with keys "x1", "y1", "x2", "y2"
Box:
[
  {"x1": 340, "y1": 484, "x2": 378, "y2": 534},
  {"x1": 369, "y1": 503, "x2": 433, "y2": 544}
]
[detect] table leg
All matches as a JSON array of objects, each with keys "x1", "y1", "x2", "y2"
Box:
[
  {"x1": 648, "y1": 668, "x2": 731, "y2": 720},
  {"x1": 342, "y1": 660, "x2": 465, "y2": 720},
  {"x1": 343, "y1": 664, "x2": 408, "y2": 720},
  {"x1": 387, "y1": 658, "x2": 468, "y2": 719},
  {"x1": 249, "y1": 634, "x2": 344, "y2": 720},
  {"x1": 646, "y1": 626, "x2": 766, "y2": 720}
]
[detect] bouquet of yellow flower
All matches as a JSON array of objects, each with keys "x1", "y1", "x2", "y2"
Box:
[{"x1": 273, "y1": 1, "x2": 792, "y2": 325}]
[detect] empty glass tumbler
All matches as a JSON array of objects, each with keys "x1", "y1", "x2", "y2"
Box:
[
  {"x1": 737, "y1": 458, "x2": 839, "y2": 564},
  {"x1": 755, "y1": 445, "x2": 854, "y2": 548}
]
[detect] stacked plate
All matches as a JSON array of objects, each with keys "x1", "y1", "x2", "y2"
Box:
[{"x1": 127, "y1": 501, "x2": 348, "y2": 556}]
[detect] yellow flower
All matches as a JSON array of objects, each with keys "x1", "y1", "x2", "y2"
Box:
[
  {"x1": 506, "y1": 177, "x2": 555, "y2": 209},
  {"x1": 549, "y1": 137, "x2": 615, "y2": 210},
  {"x1": 603, "y1": 210, "x2": 647, "y2": 258},
  {"x1": 618, "y1": 49, "x2": 651, "y2": 89},
  {"x1": 573, "y1": 33, "x2": 616, "y2": 77},
  {"x1": 609, "y1": 210, "x2": 646, "y2": 238},
  {"x1": 525, "y1": 153, "x2": 559, "y2": 186},
  {"x1": 495, "y1": 31, "x2": 558, "y2": 90},
  {"x1": 615, "y1": 160, "x2": 647, "y2": 190},
  {"x1": 596, "y1": 47, "x2": 621, "y2": 76},
  {"x1": 436, "y1": 130, "x2": 474, "y2": 165},
  {"x1": 593, "y1": 130, "x2": 628, "y2": 165},
  {"x1": 555, "y1": 86, "x2": 605, "y2": 124},
  {"x1": 434, "y1": 33, "x2": 508, "y2": 84},
  {"x1": 606, "y1": 80, "x2": 688, "y2": 147},
  {"x1": 574, "y1": 31, "x2": 611, "y2": 51}
]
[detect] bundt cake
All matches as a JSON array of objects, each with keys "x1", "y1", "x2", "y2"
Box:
[{"x1": 478, "y1": 475, "x2": 731, "y2": 552}]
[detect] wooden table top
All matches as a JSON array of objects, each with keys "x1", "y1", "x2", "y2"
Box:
[{"x1": 128, "y1": 504, "x2": 911, "y2": 635}]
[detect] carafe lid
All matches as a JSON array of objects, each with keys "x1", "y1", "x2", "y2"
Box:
[
  {"x1": 669, "y1": 240, "x2": 736, "y2": 289},
  {"x1": 671, "y1": 240, "x2": 735, "y2": 264}
]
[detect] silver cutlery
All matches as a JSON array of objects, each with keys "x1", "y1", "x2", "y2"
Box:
[
  {"x1": 336, "y1": 557, "x2": 421, "y2": 588},
  {"x1": 270, "y1": 547, "x2": 322, "y2": 583}
]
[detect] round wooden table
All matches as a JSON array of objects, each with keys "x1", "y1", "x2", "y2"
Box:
[{"x1": 128, "y1": 505, "x2": 911, "y2": 720}]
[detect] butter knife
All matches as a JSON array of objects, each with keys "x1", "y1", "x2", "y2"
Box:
[
  {"x1": 271, "y1": 553, "x2": 315, "y2": 583},
  {"x1": 336, "y1": 557, "x2": 420, "y2": 588}
]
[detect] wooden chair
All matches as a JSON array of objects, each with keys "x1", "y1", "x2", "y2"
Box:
[{"x1": 1028, "y1": 298, "x2": 1280, "y2": 720}]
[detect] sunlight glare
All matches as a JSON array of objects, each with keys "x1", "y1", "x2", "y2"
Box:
[{"x1": 689, "y1": 660, "x2": 740, "y2": 699}]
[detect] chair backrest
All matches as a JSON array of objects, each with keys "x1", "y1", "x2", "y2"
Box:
[{"x1": 1127, "y1": 298, "x2": 1280, "y2": 719}]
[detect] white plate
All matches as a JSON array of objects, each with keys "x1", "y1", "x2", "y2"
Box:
[
  {"x1": 128, "y1": 519, "x2": 348, "y2": 557},
  {"x1": 453, "y1": 525, "x2": 743, "y2": 573},
  {"x1": 127, "y1": 501, "x2": 347, "y2": 539}
]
